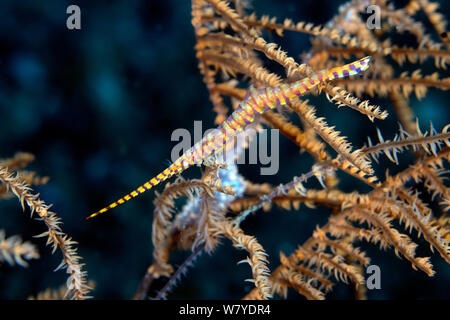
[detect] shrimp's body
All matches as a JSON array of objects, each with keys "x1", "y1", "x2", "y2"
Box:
[{"x1": 87, "y1": 56, "x2": 371, "y2": 219}]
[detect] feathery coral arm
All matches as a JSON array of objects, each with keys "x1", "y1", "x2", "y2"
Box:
[{"x1": 86, "y1": 56, "x2": 372, "y2": 219}]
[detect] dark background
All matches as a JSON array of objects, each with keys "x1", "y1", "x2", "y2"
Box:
[{"x1": 0, "y1": 0, "x2": 448, "y2": 299}]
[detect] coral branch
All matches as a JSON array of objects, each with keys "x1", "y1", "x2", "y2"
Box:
[{"x1": 0, "y1": 167, "x2": 91, "y2": 299}]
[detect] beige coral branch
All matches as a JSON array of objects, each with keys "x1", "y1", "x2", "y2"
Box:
[
  {"x1": 221, "y1": 222, "x2": 272, "y2": 299},
  {"x1": 0, "y1": 167, "x2": 91, "y2": 299},
  {"x1": 0, "y1": 230, "x2": 39, "y2": 267}
]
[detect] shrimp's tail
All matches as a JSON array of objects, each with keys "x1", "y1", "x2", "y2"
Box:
[
  {"x1": 86, "y1": 163, "x2": 183, "y2": 220},
  {"x1": 289, "y1": 56, "x2": 371, "y2": 96},
  {"x1": 326, "y1": 56, "x2": 371, "y2": 80}
]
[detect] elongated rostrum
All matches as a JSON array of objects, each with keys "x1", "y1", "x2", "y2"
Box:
[{"x1": 87, "y1": 56, "x2": 372, "y2": 219}]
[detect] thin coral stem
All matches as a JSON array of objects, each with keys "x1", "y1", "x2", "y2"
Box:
[{"x1": 0, "y1": 167, "x2": 91, "y2": 299}]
